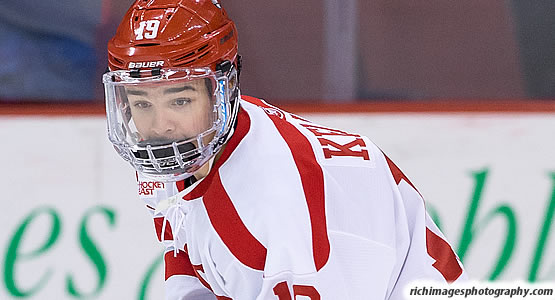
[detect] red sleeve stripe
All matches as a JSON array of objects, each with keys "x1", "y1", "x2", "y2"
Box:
[
  {"x1": 164, "y1": 250, "x2": 196, "y2": 280},
  {"x1": 244, "y1": 95, "x2": 330, "y2": 271},
  {"x1": 383, "y1": 154, "x2": 419, "y2": 193},
  {"x1": 203, "y1": 172, "x2": 267, "y2": 271},
  {"x1": 383, "y1": 154, "x2": 425, "y2": 200},
  {"x1": 241, "y1": 95, "x2": 269, "y2": 107},
  {"x1": 426, "y1": 228, "x2": 463, "y2": 282},
  {"x1": 384, "y1": 154, "x2": 461, "y2": 280},
  {"x1": 191, "y1": 263, "x2": 213, "y2": 291},
  {"x1": 154, "y1": 217, "x2": 174, "y2": 242}
]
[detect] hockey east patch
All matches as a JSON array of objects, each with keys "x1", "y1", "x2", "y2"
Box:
[{"x1": 138, "y1": 181, "x2": 166, "y2": 196}]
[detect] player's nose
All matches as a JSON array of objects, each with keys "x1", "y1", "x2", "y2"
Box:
[{"x1": 150, "y1": 110, "x2": 176, "y2": 138}]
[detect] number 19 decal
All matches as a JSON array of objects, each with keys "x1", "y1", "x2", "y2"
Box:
[
  {"x1": 273, "y1": 281, "x2": 320, "y2": 300},
  {"x1": 135, "y1": 20, "x2": 161, "y2": 40}
]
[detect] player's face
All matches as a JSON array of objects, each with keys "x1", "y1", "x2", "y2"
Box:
[{"x1": 125, "y1": 79, "x2": 214, "y2": 144}]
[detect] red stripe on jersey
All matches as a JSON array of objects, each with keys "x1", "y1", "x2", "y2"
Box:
[
  {"x1": 183, "y1": 107, "x2": 251, "y2": 200},
  {"x1": 241, "y1": 95, "x2": 267, "y2": 107},
  {"x1": 191, "y1": 263, "x2": 233, "y2": 299},
  {"x1": 426, "y1": 228, "x2": 463, "y2": 282},
  {"x1": 176, "y1": 179, "x2": 186, "y2": 192},
  {"x1": 154, "y1": 217, "x2": 174, "y2": 241},
  {"x1": 383, "y1": 154, "x2": 423, "y2": 198},
  {"x1": 203, "y1": 172, "x2": 267, "y2": 270},
  {"x1": 249, "y1": 97, "x2": 330, "y2": 271},
  {"x1": 192, "y1": 263, "x2": 214, "y2": 292},
  {"x1": 164, "y1": 250, "x2": 195, "y2": 280}
]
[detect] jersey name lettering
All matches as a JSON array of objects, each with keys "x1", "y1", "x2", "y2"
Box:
[
  {"x1": 299, "y1": 123, "x2": 370, "y2": 161},
  {"x1": 319, "y1": 138, "x2": 370, "y2": 160}
]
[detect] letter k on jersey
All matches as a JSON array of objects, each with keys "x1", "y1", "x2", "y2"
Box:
[
  {"x1": 319, "y1": 138, "x2": 370, "y2": 160},
  {"x1": 299, "y1": 122, "x2": 370, "y2": 161}
]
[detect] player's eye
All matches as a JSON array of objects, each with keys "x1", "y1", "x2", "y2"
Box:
[
  {"x1": 173, "y1": 98, "x2": 192, "y2": 106},
  {"x1": 133, "y1": 101, "x2": 152, "y2": 109}
]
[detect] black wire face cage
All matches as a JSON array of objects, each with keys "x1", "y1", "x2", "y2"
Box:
[{"x1": 104, "y1": 60, "x2": 241, "y2": 182}]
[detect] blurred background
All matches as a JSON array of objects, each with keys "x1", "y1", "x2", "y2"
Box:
[
  {"x1": 0, "y1": 0, "x2": 554, "y2": 103},
  {"x1": 1, "y1": 1, "x2": 555, "y2": 299}
]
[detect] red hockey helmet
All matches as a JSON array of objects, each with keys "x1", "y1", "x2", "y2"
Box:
[
  {"x1": 107, "y1": 0, "x2": 238, "y2": 72},
  {"x1": 103, "y1": 0, "x2": 241, "y2": 182}
]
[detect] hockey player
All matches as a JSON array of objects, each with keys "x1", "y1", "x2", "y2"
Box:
[{"x1": 103, "y1": 0, "x2": 466, "y2": 299}]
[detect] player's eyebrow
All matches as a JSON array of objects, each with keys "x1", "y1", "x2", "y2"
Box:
[
  {"x1": 163, "y1": 85, "x2": 196, "y2": 95},
  {"x1": 126, "y1": 89, "x2": 148, "y2": 96}
]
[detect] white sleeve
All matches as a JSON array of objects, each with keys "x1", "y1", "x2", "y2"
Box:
[{"x1": 384, "y1": 156, "x2": 467, "y2": 300}]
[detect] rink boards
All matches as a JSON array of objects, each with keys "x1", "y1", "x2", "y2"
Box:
[{"x1": 1, "y1": 108, "x2": 554, "y2": 299}]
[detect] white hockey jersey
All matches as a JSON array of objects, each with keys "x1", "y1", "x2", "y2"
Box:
[{"x1": 137, "y1": 96, "x2": 466, "y2": 300}]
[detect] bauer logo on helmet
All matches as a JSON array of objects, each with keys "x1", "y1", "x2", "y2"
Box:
[{"x1": 128, "y1": 61, "x2": 165, "y2": 69}]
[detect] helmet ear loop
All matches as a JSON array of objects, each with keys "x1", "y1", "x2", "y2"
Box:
[
  {"x1": 223, "y1": 62, "x2": 239, "y2": 100},
  {"x1": 216, "y1": 65, "x2": 241, "y2": 147},
  {"x1": 235, "y1": 55, "x2": 242, "y2": 82},
  {"x1": 225, "y1": 61, "x2": 241, "y2": 131}
]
